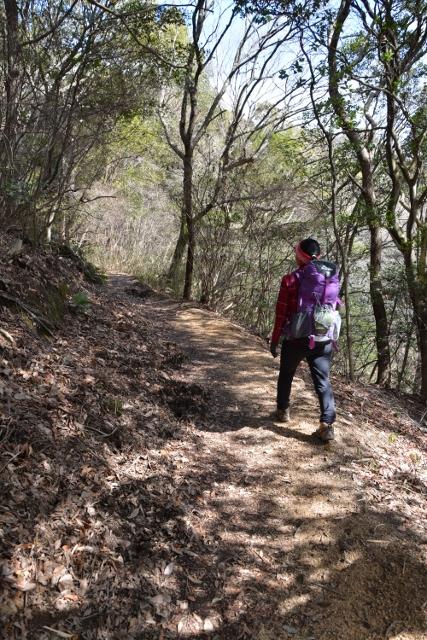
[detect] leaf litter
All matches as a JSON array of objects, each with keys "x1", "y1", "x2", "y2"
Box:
[{"x1": 0, "y1": 239, "x2": 426, "y2": 639}]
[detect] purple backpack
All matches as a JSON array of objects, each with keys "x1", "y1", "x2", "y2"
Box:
[{"x1": 288, "y1": 260, "x2": 341, "y2": 347}]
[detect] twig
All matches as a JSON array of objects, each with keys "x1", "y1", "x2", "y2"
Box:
[
  {"x1": 86, "y1": 424, "x2": 118, "y2": 438},
  {"x1": 251, "y1": 548, "x2": 270, "y2": 565},
  {"x1": 0, "y1": 450, "x2": 22, "y2": 474},
  {"x1": 41, "y1": 627, "x2": 74, "y2": 639}
]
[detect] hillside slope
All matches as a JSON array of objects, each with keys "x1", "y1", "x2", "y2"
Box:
[{"x1": 0, "y1": 253, "x2": 426, "y2": 640}]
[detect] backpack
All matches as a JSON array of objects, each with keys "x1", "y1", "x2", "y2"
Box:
[{"x1": 286, "y1": 260, "x2": 341, "y2": 348}]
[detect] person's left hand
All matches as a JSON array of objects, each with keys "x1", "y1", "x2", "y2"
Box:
[{"x1": 270, "y1": 341, "x2": 278, "y2": 358}]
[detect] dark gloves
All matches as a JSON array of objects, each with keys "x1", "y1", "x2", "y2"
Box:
[{"x1": 270, "y1": 341, "x2": 278, "y2": 358}]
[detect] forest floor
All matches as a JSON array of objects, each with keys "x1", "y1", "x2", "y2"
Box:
[{"x1": 1, "y1": 249, "x2": 427, "y2": 640}]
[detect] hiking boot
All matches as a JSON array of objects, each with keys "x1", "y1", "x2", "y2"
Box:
[
  {"x1": 313, "y1": 422, "x2": 335, "y2": 442},
  {"x1": 276, "y1": 408, "x2": 290, "y2": 423}
]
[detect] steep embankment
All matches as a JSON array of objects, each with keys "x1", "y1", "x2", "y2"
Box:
[{"x1": 0, "y1": 244, "x2": 426, "y2": 640}]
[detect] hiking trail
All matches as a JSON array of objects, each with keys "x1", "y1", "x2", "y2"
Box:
[
  {"x1": 1, "y1": 271, "x2": 426, "y2": 640},
  {"x1": 111, "y1": 274, "x2": 427, "y2": 640}
]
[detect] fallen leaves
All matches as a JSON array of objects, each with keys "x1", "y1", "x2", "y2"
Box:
[
  {"x1": 150, "y1": 592, "x2": 172, "y2": 617},
  {"x1": 1, "y1": 242, "x2": 426, "y2": 640},
  {"x1": 10, "y1": 578, "x2": 37, "y2": 592},
  {"x1": 177, "y1": 612, "x2": 204, "y2": 635}
]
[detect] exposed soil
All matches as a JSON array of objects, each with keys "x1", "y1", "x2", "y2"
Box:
[{"x1": 0, "y1": 267, "x2": 426, "y2": 640}]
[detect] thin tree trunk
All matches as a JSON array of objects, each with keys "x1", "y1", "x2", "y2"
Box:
[
  {"x1": 167, "y1": 214, "x2": 188, "y2": 283},
  {"x1": 369, "y1": 225, "x2": 390, "y2": 385},
  {"x1": 1, "y1": 0, "x2": 20, "y2": 222},
  {"x1": 341, "y1": 268, "x2": 354, "y2": 381},
  {"x1": 408, "y1": 286, "x2": 427, "y2": 401},
  {"x1": 182, "y1": 154, "x2": 194, "y2": 300},
  {"x1": 419, "y1": 317, "x2": 427, "y2": 401},
  {"x1": 397, "y1": 319, "x2": 414, "y2": 392},
  {"x1": 401, "y1": 241, "x2": 427, "y2": 399},
  {"x1": 418, "y1": 229, "x2": 427, "y2": 400}
]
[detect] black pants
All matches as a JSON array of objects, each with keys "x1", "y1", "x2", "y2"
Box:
[{"x1": 277, "y1": 338, "x2": 336, "y2": 425}]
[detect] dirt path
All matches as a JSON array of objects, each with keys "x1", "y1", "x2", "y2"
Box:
[
  {"x1": 2, "y1": 272, "x2": 426, "y2": 640},
  {"x1": 131, "y1": 285, "x2": 427, "y2": 640}
]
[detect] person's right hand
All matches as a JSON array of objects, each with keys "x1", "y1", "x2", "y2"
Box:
[{"x1": 270, "y1": 341, "x2": 278, "y2": 358}]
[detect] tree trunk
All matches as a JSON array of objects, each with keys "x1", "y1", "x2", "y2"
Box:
[
  {"x1": 419, "y1": 317, "x2": 427, "y2": 401},
  {"x1": 411, "y1": 300, "x2": 427, "y2": 400},
  {"x1": 369, "y1": 225, "x2": 390, "y2": 386},
  {"x1": 397, "y1": 319, "x2": 414, "y2": 392},
  {"x1": 167, "y1": 214, "x2": 188, "y2": 283},
  {"x1": 327, "y1": 0, "x2": 391, "y2": 386},
  {"x1": 407, "y1": 282, "x2": 427, "y2": 401},
  {"x1": 399, "y1": 240, "x2": 427, "y2": 399},
  {"x1": 417, "y1": 227, "x2": 427, "y2": 400},
  {"x1": 1, "y1": 0, "x2": 20, "y2": 222},
  {"x1": 182, "y1": 155, "x2": 194, "y2": 300},
  {"x1": 342, "y1": 268, "x2": 355, "y2": 382}
]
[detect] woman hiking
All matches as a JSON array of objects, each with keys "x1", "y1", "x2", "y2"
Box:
[{"x1": 270, "y1": 238, "x2": 341, "y2": 443}]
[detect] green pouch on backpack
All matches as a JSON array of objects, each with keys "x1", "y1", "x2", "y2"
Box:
[{"x1": 313, "y1": 305, "x2": 336, "y2": 337}]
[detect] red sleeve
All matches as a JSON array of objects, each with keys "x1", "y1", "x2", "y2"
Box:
[
  {"x1": 271, "y1": 272, "x2": 298, "y2": 344},
  {"x1": 271, "y1": 275, "x2": 289, "y2": 344}
]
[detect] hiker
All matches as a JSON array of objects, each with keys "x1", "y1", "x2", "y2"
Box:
[{"x1": 270, "y1": 238, "x2": 341, "y2": 442}]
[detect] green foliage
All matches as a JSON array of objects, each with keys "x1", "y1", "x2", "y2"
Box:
[
  {"x1": 72, "y1": 291, "x2": 91, "y2": 309},
  {"x1": 409, "y1": 451, "x2": 422, "y2": 465},
  {"x1": 0, "y1": 0, "x2": 186, "y2": 241},
  {"x1": 110, "y1": 115, "x2": 175, "y2": 214},
  {"x1": 235, "y1": 0, "x2": 324, "y2": 22},
  {"x1": 268, "y1": 130, "x2": 304, "y2": 172},
  {"x1": 102, "y1": 395, "x2": 124, "y2": 416},
  {"x1": 8, "y1": 0, "x2": 420, "y2": 397}
]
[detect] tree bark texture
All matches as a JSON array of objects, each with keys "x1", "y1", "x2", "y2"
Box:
[
  {"x1": 167, "y1": 215, "x2": 188, "y2": 283},
  {"x1": 1, "y1": 0, "x2": 21, "y2": 222},
  {"x1": 410, "y1": 295, "x2": 427, "y2": 401},
  {"x1": 369, "y1": 225, "x2": 390, "y2": 385},
  {"x1": 342, "y1": 268, "x2": 355, "y2": 382},
  {"x1": 182, "y1": 155, "x2": 194, "y2": 300},
  {"x1": 403, "y1": 247, "x2": 427, "y2": 400},
  {"x1": 417, "y1": 314, "x2": 427, "y2": 401}
]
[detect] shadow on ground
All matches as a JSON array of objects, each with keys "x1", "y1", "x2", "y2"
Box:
[{"x1": 1, "y1": 281, "x2": 426, "y2": 640}]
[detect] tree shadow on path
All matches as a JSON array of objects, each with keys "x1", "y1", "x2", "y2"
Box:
[{"x1": 133, "y1": 296, "x2": 427, "y2": 640}]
